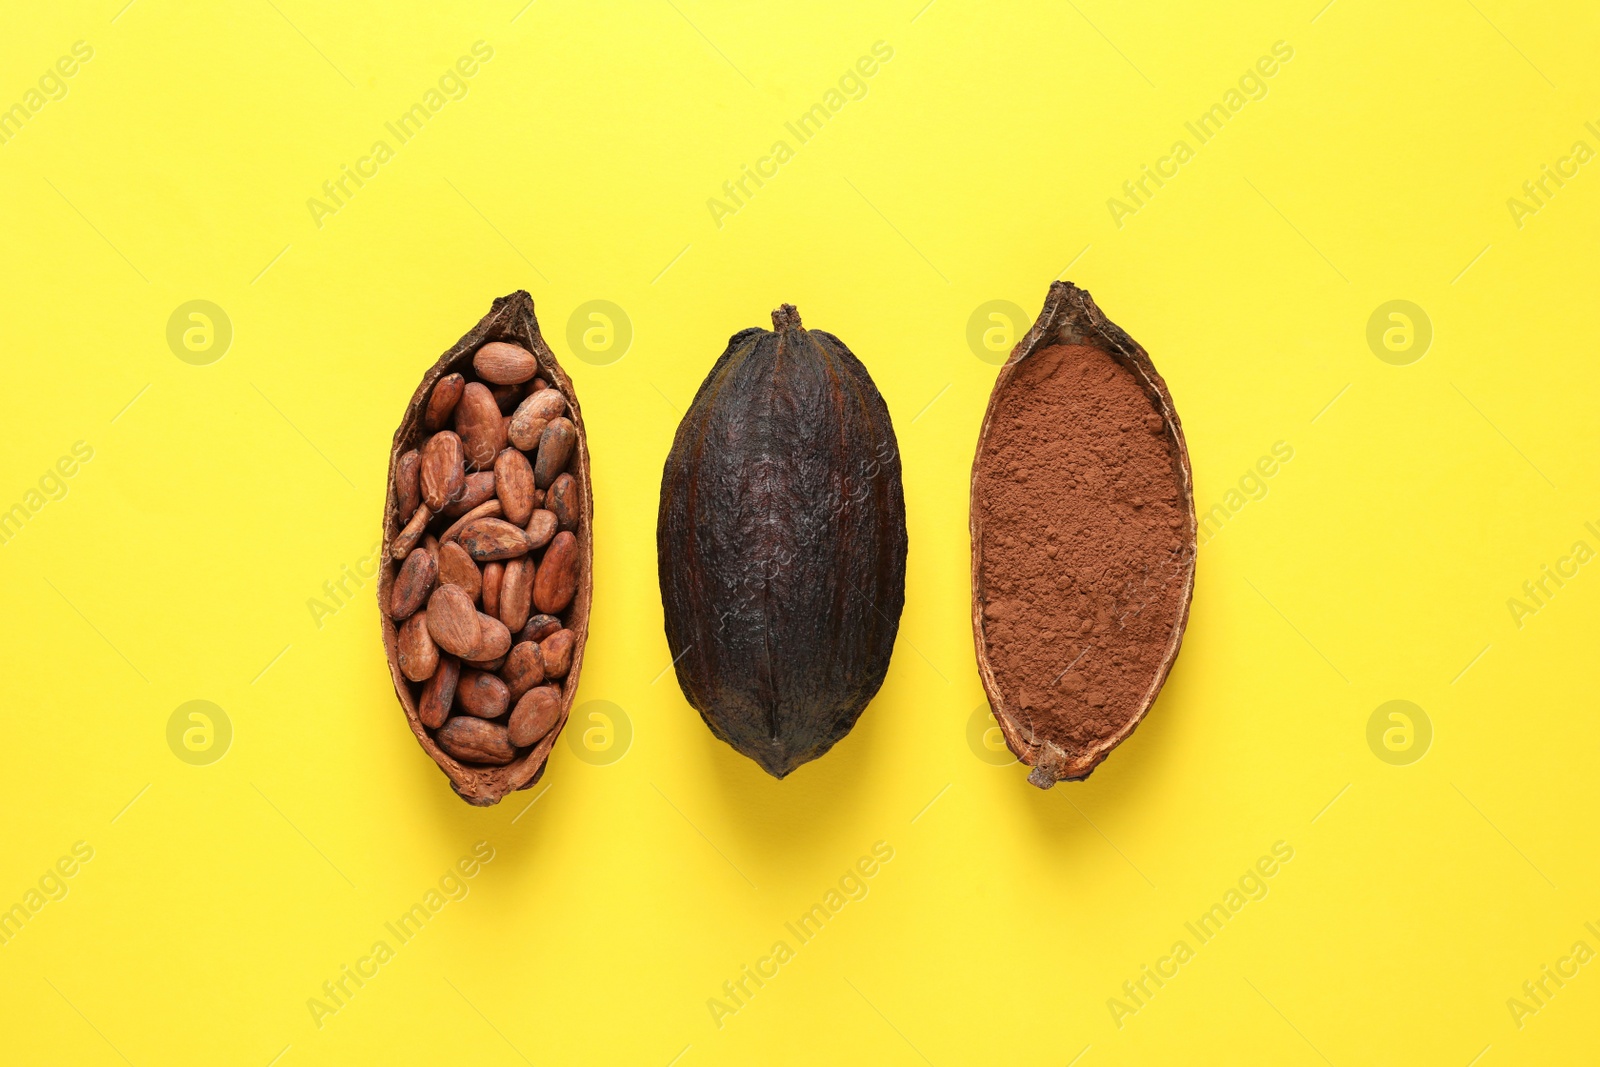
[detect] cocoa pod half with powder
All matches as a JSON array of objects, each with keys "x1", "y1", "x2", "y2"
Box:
[
  {"x1": 380, "y1": 291, "x2": 593, "y2": 805},
  {"x1": 658, "y1": 304, "x2": 907, "y2": 778},
  {"x1": 971, "y1": 281, "x2": 1195, "y2": 788}
]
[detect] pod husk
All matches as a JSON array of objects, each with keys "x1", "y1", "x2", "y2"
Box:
[
  {"x1": 970, "y1": 281, "x2": 1195, "y2": 787},
  {"x1": 379, "y1": 291, "x2": 593, "y2": 805},
  {"x1": 658, "y1": 305, "x2": 907, "y2": 778}
]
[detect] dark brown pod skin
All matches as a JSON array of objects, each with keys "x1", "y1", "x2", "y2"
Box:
[
  {"x1": 657, "y1": 304, "x2": 907, "y2": 778},
  {"x1": 380, "y1": 291, "x2": 594, "y2": 806},
  {"x1": 971, "y1": 282, "x2": 1196, "y2": 788}
]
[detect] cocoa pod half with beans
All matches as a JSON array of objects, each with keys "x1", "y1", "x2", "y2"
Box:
[
  {"x1": 380, "y1": 291, "x2": 593, "y2": 805},
  {"x1": 657, "y1": 304, "x2": 907, "y2": 778}
]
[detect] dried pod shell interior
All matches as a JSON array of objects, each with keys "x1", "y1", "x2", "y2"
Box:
[
  {"x1": 971, "y1": 281, "x2": 1195, "y2": 788},
  {"x1": 380, "y1": 291, "x2": 593, "y2": 806}
]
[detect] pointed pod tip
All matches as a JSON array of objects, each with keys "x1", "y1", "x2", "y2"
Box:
[{"x1": 771, "y1": 304, "x2": 803, "y2": 332}]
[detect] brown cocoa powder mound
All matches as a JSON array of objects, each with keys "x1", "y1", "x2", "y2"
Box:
[{"x1": 974, "y1": 343, "x2": 1189, "y2": 767}]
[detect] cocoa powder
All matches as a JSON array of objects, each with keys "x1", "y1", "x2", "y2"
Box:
[{"x1": 971, "y1": 282, "x2": 1194, "y2": 786}]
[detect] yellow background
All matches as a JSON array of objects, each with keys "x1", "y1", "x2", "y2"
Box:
[{"x1": 3, "y1": 1, "x2": 1597, "y2": 1063}]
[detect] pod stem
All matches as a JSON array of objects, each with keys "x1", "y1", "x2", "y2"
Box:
[{"x1": 771, "y1": 304, "x2": 803, "y2": 332}]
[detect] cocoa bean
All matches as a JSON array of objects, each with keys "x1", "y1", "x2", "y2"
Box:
[
  {"x1": 491, "y1": 384, "x2": 522, "y2": 414},
  {"x1": 419, "y1": 431, "x2": 466, "y2": 511},
  {"x1": 539, "y1": 628, "x2": 574, "y2": 679},
  {"x1": 467, "y1": 612, "x2": 512, "y2": 662},
  {"x1": 459, "y1": 518, "x2": 532, "y2": 561},
  {"x1": 436, "y1": 717, "x2": 516, "y2": 765},
  {"x1": 532, "y1": 531, "x2": 579, "y2": 614},
  {"x1": 474, "y1": 341, "x2": 540, "y2": 385},
  {"x1": 395, "y1": 449, "x2": 421, "y2": 518},
  {"x1": 441, "y1": 472, "x2": 496, "y2": 518},
  {"x1": 419, "y1": 655, "x2": 459, "y2": 728},
  {"x1": 519, "y1": 614, "x2": 563, "y2": 644},
  {"x1": 424, "y1": 373, "x2": 465, "y2": 431},
  {"x1": 425, "y1": 585, "x2": 481, "y2": 658},
  {"x1": 501, "y1": 641, "x2": 545, "y2": 700},
  {"x1": 455, "y1": 382, "x2": 506, "y2": 470},
  {"x1": 439, "y1": 499, "x2": 502, "y2": 545},
  {"x1": 397, "y1": 612, "x2": 439, "y2": 683},
  {"x1": 436, "y1": 540, "x2": 482, "y2": 603},
  {"x1": 389, "y1": 547, "x2": 437, "y2": 620},
  {"x1": 657, "y1": 304, "x2": 906, "y2": 778},
  {"x1": 499, "y1": 557, "x2": 533, "y2": 633},
  {"x1": 390, "y1": 503, "x2": 432, "y2": 560},
  {"x1": 508, "y1": 686, "x2": 561, "y2": 747},
  {"x1": 546, "y1": 473, "x2": 579, "y2": 533},
  {"x1": 509, "y1": 390, "x2": 565, "y2": 450},
  {"x1": 533, "y1": 417, "x2": 576, "y2": 489},
  {"x1": 481, "y1": 561, "x2": 504, "y2": 618},
  {"x1": 524, "y1": 509, "x2": 557, "y2": 550},
  {"x1": 494, "y1": 448, "x2": 536, "y2": 526},
  {"x1": 456, "y1": 669, "x2": 510, "y2": 718}
]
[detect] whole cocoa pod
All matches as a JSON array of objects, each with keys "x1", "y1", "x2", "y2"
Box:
[
  {"x1": 657, "y1": 304, "x2": 907, "y2": 778},
  {"x1": 380, "y1": 291, "x2": 593, "y2": 806}
]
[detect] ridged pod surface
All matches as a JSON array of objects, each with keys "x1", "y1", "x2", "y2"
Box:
[{"x1": 658, "y1": 305, "x2": 907, "y2": 778}]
